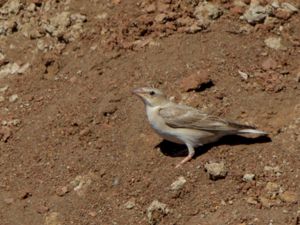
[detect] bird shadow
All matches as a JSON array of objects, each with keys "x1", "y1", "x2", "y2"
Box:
[{"x1": 156, "y1": 135, "x2": 272, "y2": 159}]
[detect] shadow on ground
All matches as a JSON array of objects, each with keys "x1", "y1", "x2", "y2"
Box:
[{"x1": 156, "y1": 135, "x2": 272, "y2": 158}]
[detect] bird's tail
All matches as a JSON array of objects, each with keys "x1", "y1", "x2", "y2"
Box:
[{"x1": 238, "y1": 129, "x2": 268, "y2": 135}]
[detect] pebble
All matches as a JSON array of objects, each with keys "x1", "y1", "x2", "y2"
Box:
[
  {"x1": 0, "y1": 0, "x2": 22, "y2": 15},
  {"x1": 112, "y1": 177, "x2": 120, "y2": 186},
  {"x1": 194, "y1": 2, "x2": 223, "y2": 21},
  {"x1": 204, "y1": 162, "x2": 227, "y2": 180},
  {"x1": 180, "y1": 70, "x2": 212, "y2": 92},
  {"x1": 281, "y1": 2, "x2": 298, "y2": 13},
  {"x1": 0, "y1": 85, "x2": 9, "y2": 93},
  {"x1": 45, "y1": 212, "x2": 61, "y2": 225},
  {"x1": 279, "y1": 191, "x2": 298, "y2": 203},
  {"x1": 264, "y1": 37, "x2": 286, "y2": 50},
  {"x1": 0, "y1": 96, "x2": 5, "y2": 102},
  {"x1": 238, "y1": 70, "x2": 249, "y2": 80},
  {"x1": 155, "y1": 13, "x2": 168, "y2": 24},
  {"x1": 243, "y1": 173, "x2": 255, "y2": 182},
  {"x1": 88, "y1": 211, "x2": 97, "y2": 217},
  {"x1": 36, "y1": 205, "x2": 50, "y2": 214},
  {"x1": 70, "y1": 174, "x2": 93, "y2": 196},
  {"x1": 3, "y1": 197, "x2": 14, "y2": 204},
  {"x1": 170, "y1": 176, "x2": 186, "y2": 191},
  {"x1": 0, "y1": 126, "x2": 11, "y2": 142},
  {"x1": 124, "y1": 198, "x2": 136, "y2": 209},
  {"x1": 9, "y1": 94, "x2": 18, "y2": 102},
  {"x1": 55, "y1": 186, "x2": 69, "y2": 197},
  {"x1": 147, "y1": 200, "x2": 170, "y2": 225},
  {"x1": 259, "y1": 196, "x2": 280, "y2": 208},
  {"x1": 241, "y1": 4, "x2": 272, "y2": 24},
  {"x1": 246, "y1": 196, "x2": 258, "y2": 205},
  {"x1": 264, "y1": 165, "x2": 281, "y2": 174},
  {"x1": 0, "y1": 62, "x2": 30, "y2": 78},
  {"x1": 265, "y1": 182, "x2": 280, "y2": 193},
  {"x1": 274, "y1": 8, "x2": 292, "y2": 20}
]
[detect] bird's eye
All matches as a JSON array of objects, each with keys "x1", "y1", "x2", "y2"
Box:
[{"x1": 149, "y1": 91, "x2": 155, "y2": 96}]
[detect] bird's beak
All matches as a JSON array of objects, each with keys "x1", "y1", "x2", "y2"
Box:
[{"x1": 132, "y1": 88, "x2": 146, "y2": 96}]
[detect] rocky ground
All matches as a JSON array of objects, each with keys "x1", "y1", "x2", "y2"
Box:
[{"x1": 0, "y1": 0, "x2": 299, "y2": 224}]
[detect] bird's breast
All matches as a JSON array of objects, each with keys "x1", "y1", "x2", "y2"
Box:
[{"x1": 146, "y1": 106, "x2": 183, "y2": 144}]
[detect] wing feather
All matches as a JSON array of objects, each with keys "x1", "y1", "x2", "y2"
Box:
[{"x1": 159, "y1": 104, "x2": 254, "y2": 132}]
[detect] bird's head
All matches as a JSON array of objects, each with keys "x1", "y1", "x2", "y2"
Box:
[{"x1": 132, "y1": 87, "x2": 169, "y2": 107}]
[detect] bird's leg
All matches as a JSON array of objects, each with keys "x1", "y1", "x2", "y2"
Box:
[{"x1": 175, "y1": 144, "x2": 195, "y2": 168}]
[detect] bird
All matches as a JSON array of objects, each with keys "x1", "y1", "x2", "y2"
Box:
[{"x1": 133, "y1": 87, "x2": 267, "y2": 168}]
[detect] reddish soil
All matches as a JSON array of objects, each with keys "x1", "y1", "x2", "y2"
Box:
[{"x1": 0, "y1": 0, "x2": 299, "y2": 224}]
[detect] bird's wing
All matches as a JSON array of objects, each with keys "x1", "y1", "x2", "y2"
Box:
[{"x1": 159, "y1": 104, "x2": 254, "y2": 132}]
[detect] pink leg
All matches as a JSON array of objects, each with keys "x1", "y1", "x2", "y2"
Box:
[{"x1": 175, "y1": 144, "x2": 195, "y2": 168}]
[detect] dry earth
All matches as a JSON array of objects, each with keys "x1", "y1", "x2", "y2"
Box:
[{"x1": 0, "y1": 0, "x2": 300, "y2": 224}]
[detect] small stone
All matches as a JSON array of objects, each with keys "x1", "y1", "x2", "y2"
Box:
[
  {"x1": 9, "y1": 94, "x2": 18, "y2": 102},
  {"x1": 246, "y1": 196, "x2": 258, "y2": 205},
  {"x1": 3, "y1": 197, "x2": 14, "y2": 204},
  {"x1": 0, "y1": 0, "x2": 22, "y2": 15},
  {"x1": 241, "y1": 4, "x2": 272, "y2": 24},
  {"x1": 88, "y1": 211, "x2": 97, "y2": 217},
  {"x1": 111, "y1": 0, "x2": 121, "y2": 4},
  {"x1": 233, "y1": 0, "x2": 247, "y2": 7},
  {"x1": 259, "y1": 196, "x2": 280, "y2": 208},
  {"x1": 238, "y1": 70, "x2": 249, "y2": 80},
  {"x1": 36, "y1": 205, "x2": 49, "y2": 214},
  {"x1": 271, "y1": 0, "x2": 279, "y2": 8},
  {"x1": 0, "y1": 96, "x2": 4, "y2": 102},
  {"x1": 70, "y1": 173, "x2": 93, "y2": 197},
  {"x1": 124, "y1": 198, "x2": 136, "y2": 209},
  {"x1": 194, "y1": 2, "x2": 223, "y2": 21},
  {"x1": 0, "y1": 85, "x2": 9, "y2": 93},
  {"x1": 112, "y1": 177, "x2": 120, "y2": 186},
  {"x1": 264, "y1": 37, "x2": 286, "y2": 50},
  {"x1": 231, "y1": 6, "x2": 246, "y2": 15},
  {"x1": 170, "y1": 176, "x2": 186, "y2": 191},
  {"x1": 274, "y1": 9, "x2": 292, "y2": 20},
  {"x1": 264, "y1": 165, "x2": 281, "y2": 173},
  {"x1": 145, "y1": 3, "x2": 156, "y2": 13},
  {"x1": 7, "y1": 119, "x2": 21, "y2": 126},
  {"x1": 155, "y1": 13, "x2": 168, "y2": 23},
  {"x1": 279, "y1": 191, "x2": 298, "y2": 203},
  {"x1": 204, "y1": 162, "x2": 227, "y2": 180},
  {"x1": 79, "y1": 127, "x2": 91, "y2": 137},
  {"x1": 55, "y1": 186, "x2": 69, "y2": 197},
  {"x1": 281, "y1": 2, "x2": 298, "y2": 13},
  {"x1": 45, "y1": 212, "x2": 61, "y2": 225},
  {"x1": 27, "y1": 3, "x2": 36, "y2": 12},
  {"x1": 265, "y1": 182, "x2": 280, "y2": 193},
  {"x1": 0, "y1": 62, "x2": 29, "y2": 78},
  {"x1": 186, "y1": 21, "x2": 207, "y2": 33},
  {"x1": 261, "y1": 57, "x2": 277, "y2": 70},
  {"x1": 157, "y1": 2, "x2": 170, "y2": 12},
  {"x1": 20, "y1": 191, "x2": 32, "y2": 199},
  {"x1": 243, "y1": 173, "x2": 255, "y2": 182},
  {"x1": 147, "y1": 200, "x2": 170, "y2": 225},
  {"x1": 0, "y1": 126, "x2": 11, "y2": 142},
  {"x1": 95, "y1": 12, "x2": 108, "y2": 20},
  {"x1": 180, "y1": 70, "x2": 212, "y2": 92}
]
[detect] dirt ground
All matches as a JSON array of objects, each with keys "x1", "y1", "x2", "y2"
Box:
[{"x1": 0, "y1": 0, "x2": 299, "y2": 224}]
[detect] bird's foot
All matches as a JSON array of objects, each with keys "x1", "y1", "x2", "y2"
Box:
[{"x1": 175, "y1": 154, "x2": 193, "y2": 168}]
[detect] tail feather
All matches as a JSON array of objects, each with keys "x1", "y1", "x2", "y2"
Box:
[{"x1": 238, "y1": 129, "x2": 268, "y2": 135}]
